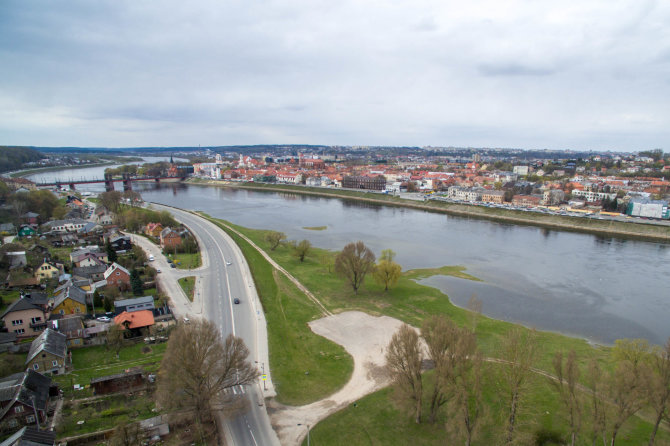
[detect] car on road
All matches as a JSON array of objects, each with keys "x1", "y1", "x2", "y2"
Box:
[
  {"x1": 226, "y1": 261, "x2": 232, "y2": 266},
  {"x1": 149, "y1": 255, "x2": 154, "y2": 261},
  {"x1": 156, "y1": 268, "x2": 161, "y2": 273},
  {"x1": 96, "y1": 316, "x2": 111, "y2": 323},
  {"x1": 234, "y1": 298, "x2": 240, "y2": 304},
  {"x1": 183, "y1": 317, "x2": 190, "y2": 324},
  {"x1": 170, "y1": 263, "x2": 176, "y2": 268}
]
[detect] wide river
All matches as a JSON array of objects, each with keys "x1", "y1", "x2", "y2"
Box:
[{"x1": 27, "y1": 163, "x2": 670, "y2": 345}]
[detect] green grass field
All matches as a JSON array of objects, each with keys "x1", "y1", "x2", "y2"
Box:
[
  {"x1": 178, "y1": 276, "x2": 196, "y2": 301},
  {"x1": 172, "y1": 252, "x2": 201, "y2": 269}
]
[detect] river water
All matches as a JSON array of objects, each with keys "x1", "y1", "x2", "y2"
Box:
[{"x1": 27, "y1": 163, "x2": 670, "y2": 345}]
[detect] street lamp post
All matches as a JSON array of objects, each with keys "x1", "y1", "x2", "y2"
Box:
[{"x1": 297, "y1": 423, "x2": 310, "y2": 446}]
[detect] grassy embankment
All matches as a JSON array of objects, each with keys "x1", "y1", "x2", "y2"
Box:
[
  {"x1": 178, "y1": 276, "x2": 196, "y2": 301},
  {"x1": 194, "y1": 181, "x2": 670, "y2": 242},
  {"x1": 204, "y1": 216, "x2": 354, "y2": 406},
  {"x1": 201, "y1": 216, "x2": 667, "y2": 445}
]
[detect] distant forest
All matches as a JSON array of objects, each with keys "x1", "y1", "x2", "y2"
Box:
[{"x1": 0, "y1": 146, "x2": 44, "y2": 173}]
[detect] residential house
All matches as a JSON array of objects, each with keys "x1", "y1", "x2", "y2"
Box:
[
  {"x1": 160, "y1": 227, "x2": 182, "y2": 250},
  {"x1": 103, "y1": 262, "x2": 131, "y2": 290},
  {"x1": 72, "y1": 265, "x2": 107, "y2": 283},
  {"x1": 0, "y1": 426, "x2": 56, "y2": 446},
  {"x1": 114, "y1": 310, "x2": 154, "y2": 337},
  {"x1": 5, "y1": 252, "x2": 27, "y2": 270},
  {"x1": 21, "y1": 212, "x2": 39, "y2": 225},
  {"x1": 109, "y1": 235, "x2": 132, "y2": 252},
  {"x1": 34, "y1": 261, "x2": 63, "y2": 282},
  {"x1": 144, "y1": 223, "x2": 163, "y2": 238},
  {"x1": 17, "y1": 226, "x2": 36, "y2": 238},
  {"x1": 43, "y1": 219, "x2": 88, "y2": 233},
  {"x1": 0, "y1": 293, "x2": 49, "y2": 338},
  {"x1": 94, "y1": 207, "x2": 114, "y2": 225},
  {"x1": 0, "y1": 370, "x2": 51, "y2": 433},
  {"x1": 77, "y1": 222, "x2": 102, "y2": 235},
  {"x1": 25, "y1": 329, "x2": 67, "y2": 375},
  {"x1": 114, "y1": 296, "x2": 155, "y2": 314},
  {"x1": 52, "y1": 284, "x2": 87, "y2": 316},
  {"x1": 52, "y1": 315, "x2": 87, "y2": 348},
  {"x1": 70, "y1": 247, "x2": 108, "y2": 268},
  {"x1": 0, "y1": 223, "x2": 16, "y2": 235}
]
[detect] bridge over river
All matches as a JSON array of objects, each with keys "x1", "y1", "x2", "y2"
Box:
[{"x1": 37, "y1": 173, "x2": 187, "y2": 191}]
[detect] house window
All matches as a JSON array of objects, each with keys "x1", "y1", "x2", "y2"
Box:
[
  {"x1": 52, "y1": 360, "x2": 58, "y2": 367},
  {"x1": 116, "y1": 271, "x2": 120, "y2": 276},
  {"x1": 33, "y1": 363, "x2": 39, "y2": 370},
  {"x1": 11, "y1": 319, "x2": 23, "y2": 326},
  {"x1": 15, "y1": 329, "x2": 25, "y2": 334},
  {"x1": 15, "y1": 405, "x2": 24, "y2": 413},
  {"x1": 60, "y1": 310, "x2": 64, "y2": 315},
  {"x1": 31, "y1": 317, "x2": 41, "y2": 324},
  {"x1": 75, "y1": 307, "x2": 81, "y2": 313},
  {"x1": 26, "y1": 415, "x2": 35, "y2": 423}
]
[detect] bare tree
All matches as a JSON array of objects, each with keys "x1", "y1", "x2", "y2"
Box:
[
  {"x1": 157, "y1": 319, "x2": 258, "y2": 423},
  {"x1": 500, "y1": 328, "x2": 537, "y2": 445},
  {"x1": 449, "y1": 345, "x2": 486, "y2": 446},
  {"x1": 100, "y1": 190, "x2": 123, "y2": 214},
  {"x1": 264, "y1": 231, "x2": 286, "y2": 250},
  {"x1": 607, "y1": 340, "x2": 649, "y2": 446},
  {"x1": 334, "y1": 241, "x2": 376, "y2": 294},
  {"x1": 587, "y1": 358, "x2": 607, "y2": 446},
  {"x1": 552, "y1": 350, "x2": 581, "y2": 446},
  {"x1": 386, "y1": 324, "x2": 423, "y2": 423},
  {"x1": 293, "y1": 239, "x2": 311, "y2": 262},
  {"x1": 466, "y1": 294, "x2": 482, "y2": 332},
  {"x1": 421, "y1": 315, "x2": 457, "y2": 423},
  {"x1": 106, "y1": 324, "x2": 126, "y2": 359},
  {"x1": 647, "y1": 338, "x2": 670, "y2": 446},
  {"x1": 109, "y1": 421, "x2": 143, "y2": 446}
]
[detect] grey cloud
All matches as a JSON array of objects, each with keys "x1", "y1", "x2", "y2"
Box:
[{"x1": 477, "y1": 62, "x2": 557, "y2": 77}]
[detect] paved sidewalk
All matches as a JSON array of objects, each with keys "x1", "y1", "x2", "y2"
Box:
[{"x1": 126, "y1": 233, "x2": 202, "y2": 320}]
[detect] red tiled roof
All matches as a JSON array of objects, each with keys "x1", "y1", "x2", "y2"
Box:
[{"x1": 114, "y1": 310, "x2": 154, "y2": 329}]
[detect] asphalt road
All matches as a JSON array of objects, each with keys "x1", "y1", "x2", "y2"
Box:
[{"x1": 150, "y1": 204, "x2": 280, "y2": 446}]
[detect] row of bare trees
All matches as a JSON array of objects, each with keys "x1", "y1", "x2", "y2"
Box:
[{"x1": 386, "y1": 316, "x2": 670, "y2": 446}]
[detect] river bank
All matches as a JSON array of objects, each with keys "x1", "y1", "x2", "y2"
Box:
[{"x1": 188, "y1": 179, "x2": 670, "y2": 243}]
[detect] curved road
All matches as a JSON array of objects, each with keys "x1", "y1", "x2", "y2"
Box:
[{"x1": 151, "y1": 204, "x2": 280, "y2": 446}]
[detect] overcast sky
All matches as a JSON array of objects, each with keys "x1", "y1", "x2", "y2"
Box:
[{"x1": 1, "y1": 1, "x2": 669, "y2": 151}]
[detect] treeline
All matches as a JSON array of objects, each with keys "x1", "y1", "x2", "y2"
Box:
[
  {"x1": 387, "y1": 316, "x2": 670, "y2": 446},
  {"x1": 104, "y1": 161, "x2": 171, "y2": 177},
  {"x1": 0, "y1": 146, "x2": 44, "y2": 173},
  {"x1": 3, "y1": 189, "x2": 67, "y2": 223}
]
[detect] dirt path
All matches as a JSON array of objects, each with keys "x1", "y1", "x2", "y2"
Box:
[{"x1": 269, "y1": 311, "x2": 407, "y2": 445}]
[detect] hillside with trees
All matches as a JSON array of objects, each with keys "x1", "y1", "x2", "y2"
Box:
[{"x1": 0, "y1": 146, "x2": 45, "y2": 173}]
